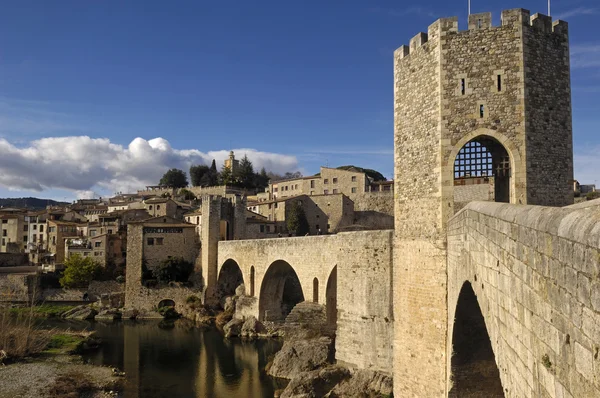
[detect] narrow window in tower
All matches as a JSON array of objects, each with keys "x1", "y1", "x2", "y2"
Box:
[
  {"x1": 479, "y1": 105, "x2": 485, "y2": 118},
  {"x1": 497, "y1": 75, "x2": 502, "y2": 92},
  {"x1": 477, "y1": 19, "x2": 482, "y2": 29},
  {"x1": 461, "y1": 79, "x2": 466, "y2": 95}
]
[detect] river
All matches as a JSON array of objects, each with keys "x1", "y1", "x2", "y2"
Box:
[{"x1": 48, "y1": 319, "x2": 284, "y2": 398}]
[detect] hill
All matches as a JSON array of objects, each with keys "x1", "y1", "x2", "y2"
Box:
[{"x1": 0, "y1": 197, "x2": 70, "y2": 209}]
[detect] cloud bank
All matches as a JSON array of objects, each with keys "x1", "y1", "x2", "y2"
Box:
[{"x1": 0, "y1": 136, "x2": 299, "y2": 197}]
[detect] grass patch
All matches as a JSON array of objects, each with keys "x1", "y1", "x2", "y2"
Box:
[
  {"x1": 9, "y1": 304, "x2": 77, "y2": 318},
  {"x1": 44, "y1": 334, "x2": 82, "y2": 354}
]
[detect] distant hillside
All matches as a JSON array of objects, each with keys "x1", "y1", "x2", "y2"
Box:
[{"x1": 0, "y1": 197, "x2": 70, "y2": 209}]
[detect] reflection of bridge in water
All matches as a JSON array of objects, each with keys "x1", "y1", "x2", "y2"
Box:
[{"x1": 118, "y1": 321, "x2": 281, "y2": 398}]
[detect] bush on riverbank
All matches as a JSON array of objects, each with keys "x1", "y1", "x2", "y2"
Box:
[{"x1": 0, "y1": 310, "x2": 51, "y2": 361}]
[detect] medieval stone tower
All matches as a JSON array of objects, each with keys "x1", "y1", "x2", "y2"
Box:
[{"x1": 392, "y1": 9, "x2": 573, "y2": 396}]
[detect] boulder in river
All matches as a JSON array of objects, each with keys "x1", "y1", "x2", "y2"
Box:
[
  {"x1": 279, "y1": 366, "x2": 350, "y2": 398},
  {"x1": 223, "y1": 318, "x2": 244, "y2": 338},
  {"x1": 268, "y1": 337, "x2": 334, "y2": 379}
]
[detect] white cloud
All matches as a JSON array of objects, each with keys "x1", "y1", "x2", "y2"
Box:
[
  {"x1": 570, "y1": 44, "x2": 600, "y2": 69},
  {"x1": 556, "y1": 7, "x2": 598, "y2": 20},
  {"x1": 0, "y1": 136, "x2": 299, "y2": 196},
  {"x1": 574, "y1": 146, "x2": 600, "y2": 185}
]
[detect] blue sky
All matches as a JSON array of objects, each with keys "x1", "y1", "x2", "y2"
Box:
[{"x1": 0, "y1": 0, "x2": 598, "y2": 200}]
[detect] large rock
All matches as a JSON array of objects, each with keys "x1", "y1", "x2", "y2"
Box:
[
  {"x1": 327, "y1": 369, "x2": 393, "y2": 397},
  {"x1": 235, "y1": 284, "x2": 245, "y2": 297},
  {"x1": 223, "y1": 296, "x2": 236, "y2": 313},
  {"x1": 279, "y1": 366, "x2": 350, "y2": 398},
  {"x1": 61, "y1": 305, "x2": 87, "y2": 318},
  {"x1": 268, "y1": 337, "x2": 334, "y2": 379},
  {"x1": 95, "y1": 309, "x2": 122, "y2": 321},
  {"x1": 64, "y1": 306, "x2": 98, "y2": 320},
  {"x1": 223, "y1": 318, "x2": 244, "y2": 338},
  {"x1": 122, "y1": 308, "x2": 139, "y2": 320},
  {"x1": 240, "y1": 316, "x2": 266, "y2": 339}
]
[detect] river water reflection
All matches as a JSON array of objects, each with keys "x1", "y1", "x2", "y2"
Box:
[{"x1": 63, "y1": 320, "x2": 283, "y2": 398}]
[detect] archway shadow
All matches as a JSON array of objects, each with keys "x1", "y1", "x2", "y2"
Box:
[{"x1": 449, "y1": 282, "x2": 504, "y2": 397}]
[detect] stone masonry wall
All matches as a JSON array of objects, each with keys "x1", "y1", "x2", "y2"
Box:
[
  {"x1": 523, "y1": 16, "x2": 573, "y2": 206},
  {"x1": 218, "y1": 230, "x2": 394, "y2": 373},
  {"x1": 448, "y1": 201, "x2": 600, "y2": 397},
  {"x1": 0, "y1": 253, "x2": 28, "y2": 267},
  {"x1": 393, "y1": 16, "x2": 450, "y2": 397},
  {"x1": 352, "y1": 192, "x2": 394, "y2": 230}
]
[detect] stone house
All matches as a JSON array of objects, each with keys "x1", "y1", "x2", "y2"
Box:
[
  {"x1": 25, "y1": 210, "x2": 48, "y2": 255},
  {"x1": 247, "y1": 193, "x2": 354, "y2": 235},
  {"x1": 65, "y1": 233, "x2": 108, "y2": 266},
  {"x1": 144, "y1": 198, "x2": 192, "y2": 219},
  {"x1": 0, "y1": 211, "x2": 27, "y2": 253},
  {"x1": 47, "y1": 220, "x2": 80, "y2": 266},
  {"x1": 265, "y1": 166, "x2": 392, "y2": 202},
  {"x1": 127, "y1": 216, "x2": 198, "y2": 270}
]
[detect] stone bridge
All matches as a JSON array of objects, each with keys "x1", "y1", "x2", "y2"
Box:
[
  {"x1": 217, "y1": 230, "x2": 394, "y2": 373},
  {"x1": 446, "y1": 200, "x2": 600, "y2": 397},
  {"x1": 213, "y1": 199, "x2": 600, "y2": 397}
]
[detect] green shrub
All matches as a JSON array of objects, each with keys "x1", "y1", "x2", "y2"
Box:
[
  {"x1": 586, "y1": 191, "x2": 600, "y2": 201},
  {"x1": 157, "y1": 306, "x2": 179, "y2": 319},
  {"x1": 152, "y1": 257, "x2": 194, "y2": 284},
  {"x1": 59, "y1": 255, "x2": 102, "y2": 288}
]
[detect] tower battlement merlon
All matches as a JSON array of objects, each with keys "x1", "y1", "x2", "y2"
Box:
[
  {"x1": 394, "y1": 17, "x2": 458, "y2": 60},
  {"x1": 395, "y1": 8, "x2": 568, "y2": 60}
]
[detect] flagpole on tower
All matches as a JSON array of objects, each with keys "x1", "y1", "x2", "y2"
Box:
[
  {"x1": 468, "y1": 0, "x2": 471, "y2": 15},
  {"x1": 548, "y1": 0, "x2": 551, "y2": 16}
]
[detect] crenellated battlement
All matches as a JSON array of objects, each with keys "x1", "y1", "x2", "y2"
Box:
[{"x1": 395, "y1": 8, "x2": 568, "y2": 60}]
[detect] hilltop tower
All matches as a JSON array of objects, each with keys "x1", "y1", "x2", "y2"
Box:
[{"x1": 393, "y1": 9, "x2": 572, "y2": 396}]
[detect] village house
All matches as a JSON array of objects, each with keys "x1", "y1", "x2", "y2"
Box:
[
  {"x1": 127, "y1": 216, "x2": 198, "y2": 270},
  {"x1": 47, "y1": 220, "x2": 80, "y2": 267},
  {"x1": 248, "y1": 193, "x2": 354, "y2": 235},
  {"x1": 0, "y1": 208, "x2": 28, "y2": 253},
  {"x1": 261, "y1": 166, "x2": 393, "y2": 202}
]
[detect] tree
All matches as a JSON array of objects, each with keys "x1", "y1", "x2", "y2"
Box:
[
  {"x1": 179, "y1": 188, "x2": 196, "y2": 201},
  {"x1": 152, "y1": 257, "x2": 194, "y2": 284},
  {"x1": 219, "y1": 165, "x2": 233, "y2": 185},
  {"x1": 255, "y1": 167, "x2": 270, "y2": 190},
  {"x1": 159, "y1": 168, "x2": 188, "y2": 188},
  {"x1": 287, "y1": 201, "x2": 310, "y2": 236},
  {"x1": 189, "y1": 165, "x2": 210, "y2": 187},
  {"x1": 59, "y1": 254, "x2": 102, "y2": 288},
  {"x1": 200, "y1": 159, "x2": 219, "y2": 186},
  {"x1": 238, "y1": 155, "x2": 255, "y2": 189}
]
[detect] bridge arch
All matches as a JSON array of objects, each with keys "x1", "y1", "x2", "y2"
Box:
[
  {"x1": 158, "y1": 299, "x2": 175, "y2": 308},
  {"x1": 326, "y1": 265, "x2": 337, "y2": 328},
  {"x1": 217, "y1": 259, "x2": 244, "y2": 302},
  {"x1": 446, "y1": 128, "x2": 523, "y2": 206},
  {"x1": 258, "y1": 260, "x2": 304, "y2": 322},
  {"x1": 449, "y1": 281, "x2": 503, "y2": 397}
]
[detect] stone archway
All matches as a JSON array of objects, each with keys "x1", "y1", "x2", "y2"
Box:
[
  {"x1": 453, "y1": 135, "x2": 511, "y2": 205},
  {"x1": 217, "y1": 259, "x2": 244, "y2": 303},
  {"x1": 158, "y1": 299, "x2": 175, "y2": 308},
  {"x1": 258, "y1": 260, "x2": 304, "y2": 322},
  {"x1": 449, "y1": 281, "x2": 503, "y2": 397},
  {"x1": 326, "y1": 266, "x2": 337, "y2": 328}
]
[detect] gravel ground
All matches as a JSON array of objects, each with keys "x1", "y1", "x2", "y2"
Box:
[{"x1": 0, "y1": 358, "x2": 122, "y2": 398}]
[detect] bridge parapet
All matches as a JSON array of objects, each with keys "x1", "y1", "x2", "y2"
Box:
[{"x1": 448, "y1": 201, "x2": 600, "y2": 397}]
